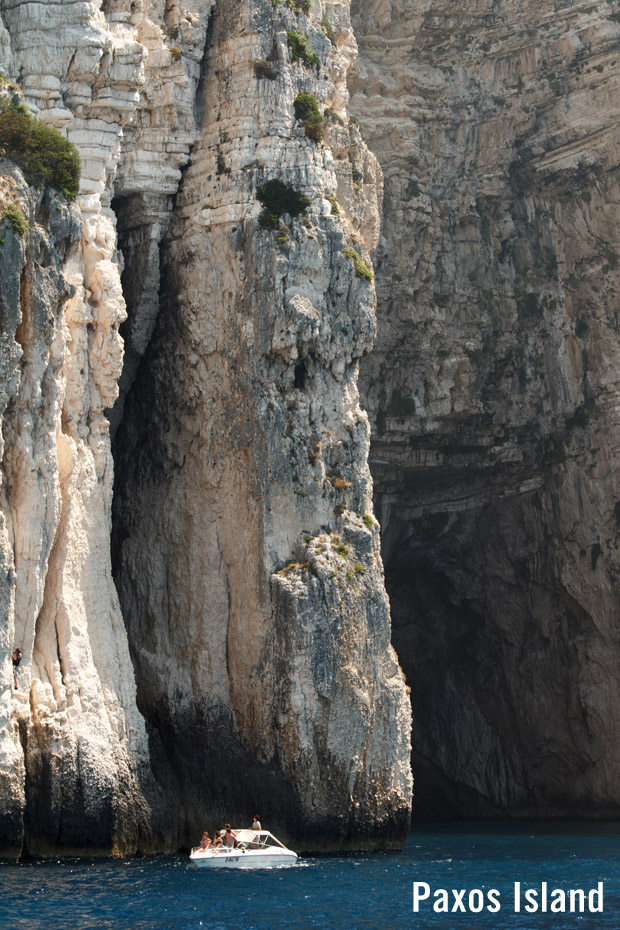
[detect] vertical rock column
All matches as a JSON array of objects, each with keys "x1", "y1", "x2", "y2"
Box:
[
  {"x1": 113, "y1": 0, "x2": 412, "y2": 850},
  {"x1": 0, "y1": 0, "x2": 180, "y2": 854}
]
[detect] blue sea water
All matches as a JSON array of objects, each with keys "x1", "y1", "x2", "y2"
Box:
[{"x1": 1, "y1": 823, "x2": 620, "y2": 930}]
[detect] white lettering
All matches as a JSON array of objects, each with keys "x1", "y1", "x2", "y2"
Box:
[
  {"x1": 412, "y1": 882, "x2": 430, "y2": 912},
  {"x1": 487, "y1": 889, "x2": 501, "y2": 913},
  {"x1": 589, "y1": 882, "x2": 604, "y2": 912},
  {"x1": 569, "y1": 889, "x2": 585, "y2": 912},
  {"x1": 411, "y1": 880, "x2": 603, "y2": 915},
  {"x1": 550, "y1": 889, "x2": 565, "y2": 912}
]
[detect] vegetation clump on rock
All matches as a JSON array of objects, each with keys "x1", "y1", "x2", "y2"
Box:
[
  {"x1": 257, "y1": 178, "x2": 310, "y2": 229},
  {"x1": 2, "y1": 203, "x2": 29, "y2": 237},
  {"x1": 341, "y1": 247, "x2": 373, "y2": 281},
  {"x1": 254, "y1": 58, "x2": 278, "y2": 80},
  {"x1": 293, "y1": 93, "x2": 324, "y2": 142},
  {"x1": 287, "y1": 31, "x2": 319, "y2": 69},
  {"x1": 321, "y1": 13, "x2": 337, "y2": 46},
  {"x1": 0, "y1": 102, "x2": 80, "y2": 199}
]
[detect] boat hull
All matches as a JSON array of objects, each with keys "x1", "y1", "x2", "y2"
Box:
[{"x1": 190, "y1": 849, "x2": 298, "y2": 869}]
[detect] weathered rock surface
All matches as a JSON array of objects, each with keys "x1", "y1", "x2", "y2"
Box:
[
  {"x1": 350, "y1": 0, "x2": 620, "y2": 817},
  {"x1": 112, "y1": 0, "x2": 411, "y2": 851},
  {"x1": 0, "y1": 160, "x2": 161, "y2": 856},
  {"x1": 0, "y1": 0, "x2": 411, "y2": 856}
]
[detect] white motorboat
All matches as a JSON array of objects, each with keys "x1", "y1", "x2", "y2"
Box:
[{"x1": 189, "y1": 829, "x2": 298, "y2": 869}]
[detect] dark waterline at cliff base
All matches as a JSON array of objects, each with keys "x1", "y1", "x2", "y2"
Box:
[{"x1": 2, "y1": 823, "x2": 620, "y2": 930}]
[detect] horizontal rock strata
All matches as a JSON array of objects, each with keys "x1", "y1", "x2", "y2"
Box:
[{"x1": 351, "y1": 0, "x2": 620, "y2": 817}]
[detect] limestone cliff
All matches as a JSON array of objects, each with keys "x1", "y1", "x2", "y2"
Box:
[
  {"x1": 112, "y1": 0, "x2": 411, "y2": 851},
  {"x1": 0, "y1": 0, "x2": 411, "y2": 856},
  {"x1": 350, "y1": 0, "x2": 620, "y2": 817}
]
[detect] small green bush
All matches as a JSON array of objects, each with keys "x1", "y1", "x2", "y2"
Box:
[
  {"x1": 575, "y1": 317, "x2": 589, "y2": 338},
  {"x1": 387, "y1": 389, "x2": 416, "y2": 417},
  {"x1": 515, "y1": 289, "x2": 543, "y2": 319},
  {"x1": 170, "y1": 46, "x2": 182, "y2": 61},
  {"x1": 0, "y1": 103, "x2": 81, "y2": 199},
  {"x1": 327, "y1": 194, "x2": 340, "y2": 215},
  {"x1": 286, "y1": 0, "x2": 312, "y2": 10},
  {"x1": 341, "y1": 247, "x2": 373, "y2": 281},
  {"x1": 324, "y1": 107, "x2": 344, "y2": 126},
  {"x1": 2, "y1": 204, "x2": 29, "y2": 237},
  {"x1": 293, "y1": 93, "x2": 324, "y2": 142},
  {"x1": 254, "y1": 59, "x2": 278, "y2": 80},
  {"x1": 321, "y1": 13, "x2": 337, "y2": 45},
  {"x1": 287, "y1": 31, "x2": 319, "y2": 69},
  {"x1": 257, "y1": 178, "x2": 310, "y2": 229},
  {"x1": 216, "y1": 153, "x2": 230, "y2": 176}
]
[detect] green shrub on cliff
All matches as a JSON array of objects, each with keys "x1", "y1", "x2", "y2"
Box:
[
  {"x1": 0, "y1": 103, "x2": 80, "y2": 199},
  {"x1": 321, "y1": 13, "x2": 337, "y2": 46},
  {"x1": 287, "y1": 32, "x2": 319, "y2": 69},
  {"x1": 387, "y1": 389, "x2": 416, "y2": 417},
  {"x1": 2, "y1": 204, "x2": 29, "y2": 237},
  {"x1": 257, "y1": 178, "x2": 310, "y2": 229},
  {"x1": 293, "y1": 93, "x2": 324, "y2": 142},
  {"x1": 341, "y1": 247, "x2": 373, "y2": 281}
]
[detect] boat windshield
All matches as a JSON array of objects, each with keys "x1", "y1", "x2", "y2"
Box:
[{"x1": 234, "y1": 829, "x2": 287, "y2": 848}]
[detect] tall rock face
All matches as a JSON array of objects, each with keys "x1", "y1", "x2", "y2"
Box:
[
  {"x1": 0, "y1": 0, "x2": 411, "y2": 856},
  {"x1": 112, "y1": 0, "x2": 411, "y2": 851},
  {"x1": 350, "y1": 0, "x2": 620, "y2": 817},
  {"x1": 0, "y1": 159, "x2": 158, "y2": 856},
  {"x1": 0, "y1": 0, "x2": 208, "y2": 855}
]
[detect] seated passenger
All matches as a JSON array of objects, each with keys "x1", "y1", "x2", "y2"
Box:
[
  {"x1": 224, "y1": 823, "x2": 238, "y2": 848},
  {"x1": 199, "y1": 831, "x2": 211, "y2": 850}
]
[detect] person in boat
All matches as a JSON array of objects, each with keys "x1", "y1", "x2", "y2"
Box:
[
  {"x1": 211, "y1": 831, "x2": 223, "y2": 847},
  {"x1": 199, "y1": 832, "x2": 211, "y2": 850},
  {"x1": 252, "y1": 815, "x2": 261, "y2": 831},
  {"x1": 223, "y1": 824, "x2": 238, "y2": 848}
]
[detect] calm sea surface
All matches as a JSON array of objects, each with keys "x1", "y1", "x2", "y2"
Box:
[{"x1": 2, "y1": 823, "x2": 620, "y2": 930}]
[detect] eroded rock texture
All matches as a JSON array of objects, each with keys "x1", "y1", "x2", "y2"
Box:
[
  {"x1": 351, "y1": 0, "x2": 620, "y2": 817},
  {"x1": 0, "y1": 161, "x2": 160, "y2": 856},
  {"x1": 112, "y1": 0, "x2": 411, "y2": 852},
  {"x1": 0, "y1": 0, "x2": 411, "y2": 856}
]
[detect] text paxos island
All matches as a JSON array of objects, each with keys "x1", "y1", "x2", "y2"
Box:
[{"x1": 412, "y1": 882, "x2": 604, "y2": 914}]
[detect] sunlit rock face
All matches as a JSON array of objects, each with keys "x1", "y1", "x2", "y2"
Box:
[
  {"x1": 351, "y1": 0, "x2": 620, "y2": 817},
  {"x1": 112, "y1": 0, "x2": 411, "y2": 852},
  {"x1": 0, "y1": 0, "x2": 212, "y2": 856},
  {"x1": 0, "y1": 0, "x2": 412, "y2": 857},
  {"x1": 0, "y1": 158, "x2": 161, "y2": 857}
]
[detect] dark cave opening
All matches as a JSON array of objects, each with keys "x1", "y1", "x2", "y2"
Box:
[
  {"x1": 374, "y1": 475, "x2": 620, "y2": 822},
  {"x1": 294, "y1": 358, "x2": 308, "y2": 390}
]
